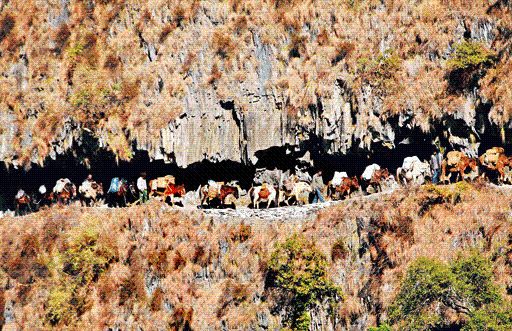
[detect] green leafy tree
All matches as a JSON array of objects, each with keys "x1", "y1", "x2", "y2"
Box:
[
  {"x1": 388, "y1": 252, "x2": 501, "y2": 330},
  {"x1": 451, "y1": 252, "x2": 500, "y2": 308},
  {"x1": 463, "y1": 302, "x2": 512, "y2": 331},
  {"x1": 447, "y1": 40, "x2": 494, "y2": 70},
  {"x1": 388, "y1": 257, "x2": 457, "y2": 330},
  {"x1": 267, "y1": 234, "x2": 342, "y2": 331},
  {"x1": 369, "y1": 324, "x2": 393, "y2": 331}
]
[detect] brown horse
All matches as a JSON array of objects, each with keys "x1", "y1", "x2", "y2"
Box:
[
  {"x1": 164, "y1": 183, "x2": 186, "y2": 206},
  {"x1": 56, "y1": 183, "x2": 77, "y2": 205},
  {"x1": 200, "y1": 183, "x2": 238, "y2": 208},
  {"x1": 442, "y1": 154, "x2": 479, "y2": 184},
  {"x1": 79, "y1": 181, "x2": 104, "y2": 207},
  {"x1": 330, "y1": 176, "x2": 360, "y2": 200},
  {"x1": 480, "y1": 153, "x2": 510, "y2": 183},
  {"x1": 219, "y1": 185, "x2": 239, "y2": 208},
  {"x1": 369, "y1": 169, "x2": 391, "y2": 193}
]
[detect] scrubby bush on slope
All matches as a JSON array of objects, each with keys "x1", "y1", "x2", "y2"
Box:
[
  {"x1": 389, "y1": 252, "x2": 504, "y2": 330},
  {"x1": 0, "y1": 184, "x2": 509, "y2": 329},
  {"x1": 266, "y1": 234, "x2": 342, "y2": 330}
]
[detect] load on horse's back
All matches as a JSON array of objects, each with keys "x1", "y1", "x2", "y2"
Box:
[
  {"x1": 53, "y1": 178, "x2": 76, "y2": 205},
  {"x1": 442, "y1": 151, "x2": 479, "y2": 184},
  {"x1": 446, "y1": 151, "x2": 466, "y2": 167},
  {"x1": 479, "y1": 147, "x2": 505, "y2": 167},
  {"x1": 149, "y1": 175, "x2": 175, "y2": 197},
  {"x1": 108, "y1": 177, "x2": 122, "y2": 194},
  {"x1": 396, "y1": 156, "x2": 431, "y2": 185},
  {"x1": 279, "y1": 175, "x2": 313, "y2": 206},
  {"x1": 479, "y1": 147, "x2": 511, "y2": 183},
  {"x1": 107, "y1": 177, "x2": 136, "y2": 207},
  {"x1": 328, "y1": 176, "x2": 359, "y2": 200},
  {"x1": 79, "y1": 179, "x2": 104, "y2": 207}
]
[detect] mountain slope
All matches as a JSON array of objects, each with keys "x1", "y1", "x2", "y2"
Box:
[{"x1": 0, "y1": 183, "x2": 510, "y2": 329}]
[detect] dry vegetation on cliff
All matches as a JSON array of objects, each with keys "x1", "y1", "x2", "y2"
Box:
[
  {"x1": 0, "y1": 1, "x2": 511, "y2": 165},
  {"x1": 0, "y1": 183, "x2": 510, "y2": 329}
]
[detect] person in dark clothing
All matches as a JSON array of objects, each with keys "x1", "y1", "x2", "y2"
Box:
[{"x1": 430, "y1": 149, "x2": 443, "y2": 184}]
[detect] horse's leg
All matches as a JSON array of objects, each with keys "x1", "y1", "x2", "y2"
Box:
[
  {"x1": 498, "y1": 168, "x2": 505, "y2": 184},
  {"x1": 267, "y1": 199, "x2": 271, "y2": 209}
]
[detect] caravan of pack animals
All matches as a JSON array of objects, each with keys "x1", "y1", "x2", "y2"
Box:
[{"x1": 11, "y1": 147, "x2": 512, "y2": 216}]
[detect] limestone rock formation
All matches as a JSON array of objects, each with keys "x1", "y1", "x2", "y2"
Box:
[{"x1": 0, "y1": 1, "x2": 510, "y2": 168}]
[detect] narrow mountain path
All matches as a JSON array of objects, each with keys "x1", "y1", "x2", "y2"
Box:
[{"x1": 199, "y1": 189, "x2": 395, "y2": 222}]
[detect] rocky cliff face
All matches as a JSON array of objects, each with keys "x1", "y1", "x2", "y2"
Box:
[{"x1": 0, "y1": 1, "x2": 510, "y2": 168}]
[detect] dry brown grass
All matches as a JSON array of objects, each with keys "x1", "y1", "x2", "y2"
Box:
[{"x1": 0, "y1": 184, "x2": 509, "y2": 329}]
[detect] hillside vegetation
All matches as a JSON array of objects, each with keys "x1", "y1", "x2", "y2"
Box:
[
  {"x1": 0, "y1": 1, "x2": 511, "y2": 165},
  {"x1": 0, "y1": 183, "x2": 511, "y2": 330}
]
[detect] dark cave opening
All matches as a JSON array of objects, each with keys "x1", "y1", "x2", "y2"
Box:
[{"x1": 2, "y1": 118, "x2": 512, "y2": 211}]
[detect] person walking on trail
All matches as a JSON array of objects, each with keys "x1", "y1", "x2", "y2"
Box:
[
  {"x1": 311, "y1": 170, "x2": 325, "y2": 203},
  {"x1": 430, "y1": 149, "x2": 443, "y2": 184},
  {"x1": 137, "y1": 173, "x2": 149, "y2": 203}
]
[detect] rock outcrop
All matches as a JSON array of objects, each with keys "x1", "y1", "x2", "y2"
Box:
[{"x1": 0, "y1": 1, "x2": 510, "y2": 168}]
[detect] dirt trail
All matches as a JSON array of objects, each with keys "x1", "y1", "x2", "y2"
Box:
[{"x1": 199, "y1": 189, "x2": 395, "y2": 222}]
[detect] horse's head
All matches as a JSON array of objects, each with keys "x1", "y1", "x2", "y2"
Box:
[
  {"x1": 478, "y1": 154, "x2": 486, "y2": 166},
  {"x1": 224, "y1": 185, "x2": 239, "y2": 199},
  {"x1": 17, "y1": 195, "x2": 30, "y2": 204},
  {"x1": 64, "y1": 183, "x2": 77, "y2": 197}
]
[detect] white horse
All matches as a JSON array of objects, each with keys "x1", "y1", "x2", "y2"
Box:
[
  {"x1": 396, "y1": 156, "x2": 431, "y2": 185},
  {"x1": 249, "y1": 184, "x2": 277, "y2": 209}
]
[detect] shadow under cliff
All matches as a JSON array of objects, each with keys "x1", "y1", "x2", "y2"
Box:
[{"x1": 1, "y1": 115, "x2": 512, "y2": 211}]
